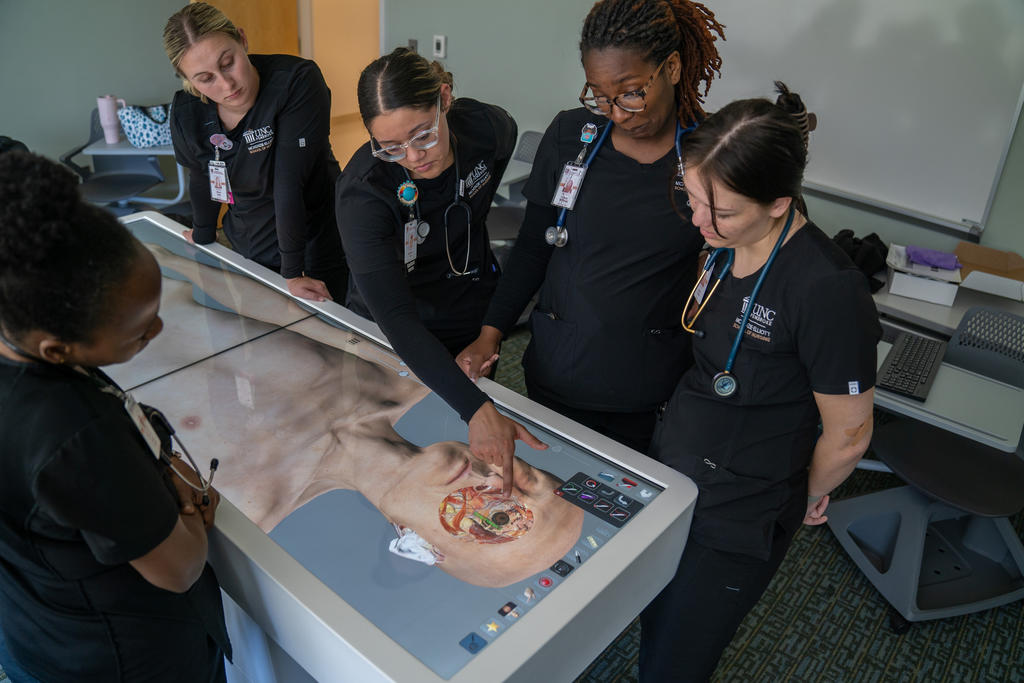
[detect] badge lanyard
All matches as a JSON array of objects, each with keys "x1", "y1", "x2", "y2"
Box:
[
  {"x1": 0, "y1": 324, "x2": 220, "y2": 506},
  {"x1": 396, "y1": 137, "x2": 474, "y2": 275},
  {"x1": 546, "y1": 120, "x2": 696, "y2": 248},
  {"x1": 208, "y1": 134, "x2": 235, "y2": 205},
  {"x1": 683, "y1": 206, "x2": 795, "y2": 398}
]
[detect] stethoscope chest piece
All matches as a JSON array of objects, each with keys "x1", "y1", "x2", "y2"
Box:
[
  {"x1": 545, "y1": 225, "x2": 568, "y2": 247},
  {"x1": 712, "y1": 371, "x2": 738, "y2": 398}
]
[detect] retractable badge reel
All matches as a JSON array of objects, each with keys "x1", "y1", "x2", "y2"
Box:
[
  {"x1": 208, "y1": 134, "x2": 235, "y2": 204},
  {"x1": 398, "y1": 180, "x2": 422, "y2": 271}
]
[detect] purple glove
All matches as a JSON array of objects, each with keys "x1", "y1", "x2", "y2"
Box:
[{"x1": 906, "y1": 245, "x2": 961, "y2": 270}]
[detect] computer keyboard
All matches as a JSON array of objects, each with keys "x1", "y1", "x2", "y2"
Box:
[{"x1": 877, "y1": 331, "x2": 947, "y2": 401}]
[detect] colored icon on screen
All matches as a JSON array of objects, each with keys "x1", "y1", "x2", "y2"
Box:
[
  {"x1": 551, "y1": 560, "x2": 574, "y2": 577},
  {"x1": 498, "y1": 601, "x2": 520, "y2": 619},
  {"x1": 537, "y1": 576, "x2": 554, "y2": 590},
  {"x1": 593, "y1": 498, "x2": 613, "y2": 512},
  {"x1": 460, "y1": 632, "x2": 487, "y2": 654},
  {"x1": 615, "y1": 494, "x2": 634, "y2": 508},
  {"x1": 598, "y1": 471, "x2": 615, "y2": 482},
  {"x1": 640, "y1": 488, "x2": 653, "y2": 498},
  {"x1": 579, "y1": 492, "x2": 597, "y2": 504},
  {"x1": 562, "y1": 482, "x2": 581, "y2": 496},
  {"x1": 523, "y1": 586, "x2": 536, "y2": 602},
  {"x1": 598, "y1": 486, "x2": 616, "y2": 497},
  {"x1": 609, "y1": 508, "x2": 631, "y2": 521},
  {"x1": 586, "y1": 535, "x2": 600, "y2": 549},
  {"x1": 481, "y1": 620, "x2": 502, "y2": 636},
  {"x1": 583, "y1": 478, "x2": 599, "y2": 489},
  {"x1": 617, "y1": 477, "x2": 638, "y2": 488}
]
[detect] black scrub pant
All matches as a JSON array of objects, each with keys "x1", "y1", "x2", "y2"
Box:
[
  {"x1": 638, "y1": 522, "x2": 798, "y2": 682},
  {"x1": 524, "y1": 380, "x2": 658, "y2": 454}
]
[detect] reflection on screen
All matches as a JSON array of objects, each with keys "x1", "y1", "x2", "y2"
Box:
[{"x1": 114, "y1": 217, "x2": 664, "y2": 680}]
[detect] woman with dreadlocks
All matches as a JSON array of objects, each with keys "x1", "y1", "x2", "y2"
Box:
[{"x1": 457, "y1": 0, "x2": 725, "y2": 454}]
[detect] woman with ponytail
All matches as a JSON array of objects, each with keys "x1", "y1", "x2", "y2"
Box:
[
  {"x1": 642, "y1": 85, "x2": 880, "y2": 680},
  {"x1": 336, "y1": 48, "x2": 542, "y2": 495},
  {"x1": 459, "y1": 0, "x2": 725, "y2": 454}
]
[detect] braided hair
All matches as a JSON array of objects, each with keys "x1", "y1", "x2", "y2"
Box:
[
  {"x1": 580, "y1": 0, "x2": 725, "y2": 125},
  {"x1": 0, "y1": 152, "x2": 138, "y2": 344},
  {"x1": 682, "y1": 82, "x2": 812, "y2": 233}
]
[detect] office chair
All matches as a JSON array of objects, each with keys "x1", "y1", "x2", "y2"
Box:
[
  {"x1": 60, "y1": 109, "x2": 164, "y2": 211},
  {"x1": 827, "y1": 306, "x2": 1024, "y2": 633},
  {"x1": 493, "y1": 130, "x2": 543, "y2": 208}
]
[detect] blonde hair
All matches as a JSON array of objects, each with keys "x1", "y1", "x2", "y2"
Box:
[{"x1": 163, "y1": 2, "x2": 243, "y2": 99}]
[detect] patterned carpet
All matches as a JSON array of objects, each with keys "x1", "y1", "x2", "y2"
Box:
[
  {"x1": 4, "y1": 331, "x2": 1021, "y2": 683},
  {"x1": 496, "y1": 330, "x2": 1024, "y2": 683}
]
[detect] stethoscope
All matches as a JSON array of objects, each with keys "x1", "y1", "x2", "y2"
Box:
[
  {"x1": 680, "y1": 205, "x2": 795, "y2": 398},
  {"x1": 545, "y1": 119, "x2": 697, "y2": 248},
  {"x1": 397, "y1": 135, "x2": 475, "y2": 276},
  {"x1": 0, "y1": 327, "x2": 218, "y2": 504}
]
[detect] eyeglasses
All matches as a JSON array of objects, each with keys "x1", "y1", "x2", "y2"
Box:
[
  {"x1": 579, "y1": 56, "x2": 669, "y2": 116},
  {"x1": 370, "y1": 94, "x2": 442, "y2": 162}
]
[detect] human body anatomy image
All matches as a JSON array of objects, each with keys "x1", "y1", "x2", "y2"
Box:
[{"x1": 113, "y1": 237, "x2": 583, "y2": 588}]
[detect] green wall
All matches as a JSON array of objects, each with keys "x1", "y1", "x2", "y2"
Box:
[
  {"x1": 384, "y1": 0, "x2": 1023, "y2": 255},
  {"x1": 0, "y1": 0, "x2": 183, "y2": 161}
]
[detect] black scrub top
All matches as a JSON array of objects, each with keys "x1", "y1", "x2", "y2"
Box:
[
  {"x1": 0, "y1": 359, "x2": 229, "y2": 682},
  {"x1": 336, "y1": 98, "x2": 516, "y2": 421},
  {"x1": 482, "y1": 107, "x2": 703, "y2": 413},
  {"x1": 171, "y1": 54, "x2": 344, "y2": 279},
  {"x1": 650, "y1": 222, "x2": 881, "y2": 560}
]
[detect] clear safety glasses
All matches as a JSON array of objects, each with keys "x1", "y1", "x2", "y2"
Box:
[
  {"x1": 579, "y1": 56, "x2": 669, "y2": 116},
  {"x1": 370, "y1": 94, "x2": 442, "y2": 162}
]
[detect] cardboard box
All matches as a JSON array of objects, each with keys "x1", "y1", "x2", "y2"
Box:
[
  {"x1": 885, "y1": 244, "x2": 960, "y2": 306},
  {"x1": 955, "y1": 242, "x2": 1024, "y2": 303}
]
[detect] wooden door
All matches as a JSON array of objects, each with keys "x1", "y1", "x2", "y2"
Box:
[{"x1": 200, "y1": 0, "x2": 299, "y2": 55}]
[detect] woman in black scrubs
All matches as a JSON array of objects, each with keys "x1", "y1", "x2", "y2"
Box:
[
  {"x1": 0, "y1": 153, "x2": 229, "y2": 682},
  {"x1": 458, "y1": 0, "x2": 725, "y2": 454},
  {"x1": 163, "y1": 2, "x2": 347, "y2": 302},
  {"x1": 640, "y1": 87, "x2": 881, "y2": 681},
  {"x1": 336, "y1": 48, "x2": 543, "y2": 494}
]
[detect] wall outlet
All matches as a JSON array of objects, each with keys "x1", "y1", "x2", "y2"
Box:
[
  {"x1": 407, "y1": 38, "x2": 418, "y2": 53},
  {"x1": 432, "y1": 35, "x2": 447, "y2": 59}
]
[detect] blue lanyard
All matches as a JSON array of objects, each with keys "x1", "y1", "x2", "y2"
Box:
[
  {"x1": 552, "y1": 120, "x2": 614, "y2": 230},
  {"x1": 710, "y1": 206, "x2": 795, "y2": 397}
]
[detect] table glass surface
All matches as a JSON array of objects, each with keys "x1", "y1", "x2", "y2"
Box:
[{"x1": 112, "y1": 217, "x2": 665, "y2": 679}]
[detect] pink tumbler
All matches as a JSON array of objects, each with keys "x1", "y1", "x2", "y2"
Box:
[{"x1": 97, "y1": 95, "x2": 126, "y2": 144}]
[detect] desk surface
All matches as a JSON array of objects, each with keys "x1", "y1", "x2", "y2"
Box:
[
  {"x1": 874, "y1": 279, "x2": 1024, "y2": 338},
  {"x1": 83, "y1": 139, "x2": 174, "y2": 156}
]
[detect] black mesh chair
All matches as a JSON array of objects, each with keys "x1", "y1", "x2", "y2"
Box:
[
  {"x1": 827, "y1": 307, "x2": 1024, "y2": 632},
  {"x1": 60, "y1": 109, "x2": 164, "y2": 210}
]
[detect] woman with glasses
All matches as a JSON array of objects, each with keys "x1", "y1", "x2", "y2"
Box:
[
  {"x1": 458, "y1": 0, "x2": 725, "y2": 453},
  {"x1": 164, "y1": 3, "x2": 348, "y2": 302},
  {"x1": 641, "y1": 86, "x2": 879, "y2": 681},
  {"x1": 335, "y1": 48, "x2": 545, "y2": 493}
]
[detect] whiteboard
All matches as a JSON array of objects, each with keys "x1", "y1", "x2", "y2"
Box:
[{"x1": 702, "y1": 0, "x2": 1024, "y2": 232}]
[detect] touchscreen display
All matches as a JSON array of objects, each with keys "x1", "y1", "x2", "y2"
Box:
[{"x1": 112, "y1": 218, "x2": 663, "y2": 679}]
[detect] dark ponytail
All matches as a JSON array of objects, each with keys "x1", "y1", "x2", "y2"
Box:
[
  {"x1": 0, "y1": 152, "x2": 138, "y2": 343},
  {"x1": 580, "y1": 0, "x2": 725, "y2": 125},
  {"x1": 356, "y1": 47, "x2": 454, "y2": 127},
  {"x1": 683, "y1": 82, "x2": 811, "y2": 232}
]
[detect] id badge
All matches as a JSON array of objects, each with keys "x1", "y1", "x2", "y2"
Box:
[
  {"x1": 403, "y1": 219, "x2": 418, "y2": 271},
  {"x1": 208, "y1": 160, "x2": 234, "y2": 204},
  {"x1": 693, "y1": 268, "x2": 712, "y2": 304},
  {"x1": 123, "y1": 393, "x2": 163, "y2": 460},
  {"x1": 551, "y1": 163, "x2": 587, "y2": 210}
]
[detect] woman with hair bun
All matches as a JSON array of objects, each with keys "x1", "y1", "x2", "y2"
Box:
[
  {"x1": 336, "y1": 47, "x2": 543, "y2": 495},
  {"x1": 459, "y1": 0, "x2": 726, "y2": 455},
  {"x1": 0, "y1": 153, "x2": 229, "y2": 682},
  {"x1": 164, "y1": 2, "x2": 348, "y2": 302},
  {"x1": 642, "y1": 85, "x2": 880, "y2": 680}
]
